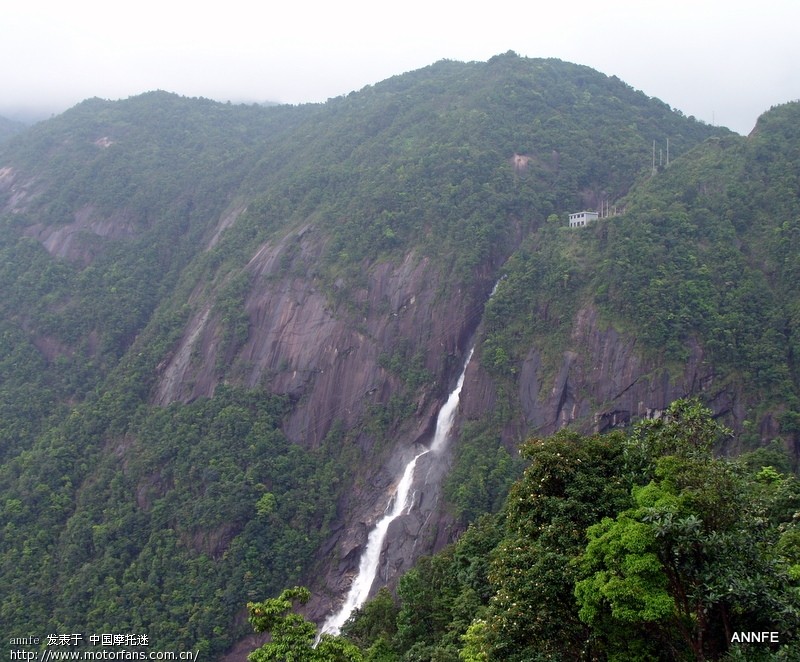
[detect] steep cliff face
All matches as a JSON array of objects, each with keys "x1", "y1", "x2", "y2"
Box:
[
  {"x1": 152, "y1": 220, "x2": 499, "y2": 620},
  {"x1": 462, "y1": 301, "x2": 773, "y2": 455},
  {"x1": 265, "y1": 290, "x2": 762, "y2": 623},
  {"x1": 154, "y1": 225, "x2": 487, "y2": 446},
  {"x1": 518, "y1": 304, "x2": 731, "y2": 433},
  {"x1": 22, "y1": 205, "x2": 138, "y2": 264}
]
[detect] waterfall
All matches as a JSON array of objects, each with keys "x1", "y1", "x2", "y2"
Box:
[
  {"x1": 318, "y1": 346, "x2": 476, "y2": 637},
  {"x1": 430, "y1": 347, "x2": 473, "y2": 454}
]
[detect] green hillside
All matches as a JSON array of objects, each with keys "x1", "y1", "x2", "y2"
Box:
[
  {"x1": 0, "y1": 54, "x2": 796, "y2": 659},
  {"x1": 331, "y1": 99, "x2": 800, "y2": 661},
  {"x1": 480, "y1": 100, "x2": 800, "y2": 445}
]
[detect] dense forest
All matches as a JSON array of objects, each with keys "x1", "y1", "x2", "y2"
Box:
[
  {"x1": 252, "y1": 401, "x2": 800, "y2": 660},
  {"x1": 1, "y1": 53, "x2": 798, "y2": 660}
]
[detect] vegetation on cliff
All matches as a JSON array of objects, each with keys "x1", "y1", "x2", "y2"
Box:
[
  {"x1": 0, "y1": 114, "x2": 26, "y2": 144},
  {"x1": 0, "y1": 53, "x2": 797, "y2": 659},
  {"x1": 481, "y1": 100, "x2": 800, "y2": 448}
]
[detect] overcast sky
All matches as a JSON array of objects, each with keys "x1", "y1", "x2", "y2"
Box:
[{"x1": 2, "y1": 0, "x2": 798, "y2": 135}]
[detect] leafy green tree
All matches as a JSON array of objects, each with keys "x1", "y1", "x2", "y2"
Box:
[
  {"x1": 342, "y1": 588, "x2": 398, "y2": 652},
  {"x1": 575, "y1": 401, "x2": 800, "y2": 660},
  {"x1": 345, "y1": 400, "x2": 800, "y2": 661},
  {"x1": 459, "y1": 620, "x2": 491, "y2": 662},
  {"x1": 478, "y1": 428, "x2": 636, "y2": 661},
  {"x1": 248, "y1": 587, "x2": 363, "y2": 662}
]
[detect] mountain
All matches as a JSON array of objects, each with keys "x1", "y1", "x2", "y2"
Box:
[
  {"x1": 0, "y1": 114, "x2": 27, "y2": 144},
  {"x1": 1, "y1": 53, "x2": 796, "y2": 658},
  {"x1": 472, "y1": 99, "x2": 800, "y2": 452}
]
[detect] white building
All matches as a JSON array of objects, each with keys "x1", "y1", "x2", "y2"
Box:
[{"x1": 568, "y1": 211, "x2": 599, "y2": 228}]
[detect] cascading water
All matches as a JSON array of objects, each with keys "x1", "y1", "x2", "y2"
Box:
[{"x1": 318, "y1": 346, "x2": 475, "y2": 637}]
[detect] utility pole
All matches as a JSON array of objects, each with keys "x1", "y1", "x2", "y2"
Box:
[{"x1": 652, "y1": 140, "x2": 657, "y2": 175}]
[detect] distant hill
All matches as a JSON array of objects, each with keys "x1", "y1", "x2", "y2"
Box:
[
  {"x1": 0, "y1": 114, "x2": 26, "y2": 143},
  {"x1": 0, "y1": 53, "x2": 796, "y2": 659}
]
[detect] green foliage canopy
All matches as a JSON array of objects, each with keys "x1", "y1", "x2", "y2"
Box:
[{"x1": 345, "y1": 400, "x2": 800, "y2": 661}]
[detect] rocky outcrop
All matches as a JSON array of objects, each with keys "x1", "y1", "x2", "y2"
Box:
[
  {"x1": 22, "y1": 205, "x2": 137, "y2": 265},
  {"x1": 463, "y1": 302, "x2": 749, "y2": 447},
  {"x1": 154, "y1": 224, "x2": 486, "y2": 448},
  {"x1": 0, "y1": 166, "x2": 36, "y2": 212},
  {"x1": 0, "y1": 166, "x2": 138, "y2": 265}
]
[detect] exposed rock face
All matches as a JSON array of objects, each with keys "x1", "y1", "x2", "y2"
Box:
[
  {"x1": 0, "y1": 165, "x2": 139, "y2": 265},
  {"x1": 463, "y1": 303, "x2": 749, "y2": 446},
  {"x1": 205, "y1": 205, "x2": 246, "y2": 250},
  {"x1": 308, "y1": 439, "x2": 461, "y2": 622},
  {"x1": 154, "y1": 225, "x2": 484, "y2": 448},
  {"x1": 22, "y1": 205, "x2": 137, "y2": 265},
  {"x1": 152, "y1": 223, "x2": 496, "y2": 623},
  {"x1": 0, "y1": 166, "x2": 34, "y2": 212},
  {"x1": 306, "y1": 297, "x2": 754, "y2": 623},
  {"x1": 154, "y1": 225, "x2": 763, "y2": 627}
]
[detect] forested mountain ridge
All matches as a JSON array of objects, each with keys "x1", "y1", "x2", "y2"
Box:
[
  {"x1": 469, "y1": 100, "x2": 800, "y2": 460},
  {"x1": 0, "y1": 53, "x2": 796, "y2": 658}
]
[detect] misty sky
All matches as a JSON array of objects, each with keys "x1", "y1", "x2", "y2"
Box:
[{"x1": 2, "y1": 0, "x2": 798, "y2": 135}]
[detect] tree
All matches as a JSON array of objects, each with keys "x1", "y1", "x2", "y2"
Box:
[
  {"x1": 341, "y1": 587, "x2": 398, "y2": 652},
  {"x1": 479, "y1": 428, "x2": 636, "y2": 661},
  {"x1": 248, "y1": 587, "x2": 363, "y2": 662},
  {"x1": 574, "y1": 400, "x2": 800, "y2": 660}
]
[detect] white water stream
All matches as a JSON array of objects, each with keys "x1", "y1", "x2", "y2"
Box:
[{"x1": 319, "y1": 346, "x2": 475, "y2": 636}]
